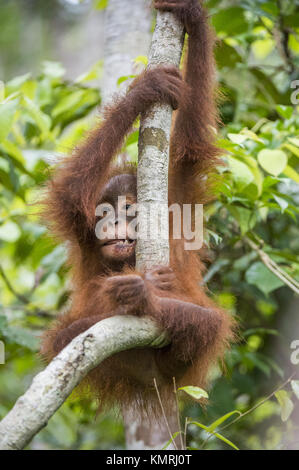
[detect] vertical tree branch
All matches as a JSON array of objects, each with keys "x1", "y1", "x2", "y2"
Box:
[
  {"x1": 131, "y1": 8, "x2": 185, "y2": 450},
  {"x1": 136, "y1": 11, "x2": 185, "y2": 270}
]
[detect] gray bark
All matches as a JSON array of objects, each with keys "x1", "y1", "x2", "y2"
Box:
[
  {"x1": 136, "y1": 12, "x2": 185, "y2": 270},
  {"x1": 0, "y1": 316, "x2": 168, "y2": 450},
  {"x1": 101, "y1": 0, "x2": 183, "y2": 450},
  {"x1": 122, "y1": 405, "x2": 179, "y2": 450},
  {"x1": 130, "y1": 9, "x2": 185, "y2": 450},
  {"x1": 102, "y1": 0, "x2": 151, "y2": 104}
]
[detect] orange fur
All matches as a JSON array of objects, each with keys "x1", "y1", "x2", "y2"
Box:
[{"x1": 40, "y1": 1, "x2": 235, "y2": 414}]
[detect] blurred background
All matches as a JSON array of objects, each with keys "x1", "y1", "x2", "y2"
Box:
[{"x1": 0, "y1": 0, "x2": 298, "y2": 450}]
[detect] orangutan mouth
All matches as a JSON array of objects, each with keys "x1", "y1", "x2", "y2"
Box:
[{"x1": 103, "y1": 239, "x2": 136, "y2": 249}]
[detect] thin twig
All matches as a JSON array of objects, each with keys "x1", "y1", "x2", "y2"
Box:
[
  {"x1": 184, "y1": 417, "x2": 188, "y2": 450},
  {"x1": 153, "y1": 378, "x2": 178, "y2": 450},
  {"x1": 267, "y1": 258, "x2": 299, "y2": 290},
  {"x1": 28, "y1": 268, "x2": 45, "y2": 296},
  {"x1": 259, "y1": 5, "x2": 294, "y2": 76},
  {"x1": 199, "y1": 374, "x2": 295, "y2": 449},
  {"x1": 0, "y1": 264, "x2": 53, "y2": 318},
  {"x1": 275, "y1": 0, "x2": 295, "y2": 75},
  {"x1": 244, "y1": 237, "x2": 299, "y2": 295},
  {"x1": 0, "y1": 264, "x2": 29, "y2": 304},
  {"x1": 173, "y1": 377, "x2": 184, "y2": 450},
  {"x1": 220, "y1": 373, "x2": 295, "y2": 431}
]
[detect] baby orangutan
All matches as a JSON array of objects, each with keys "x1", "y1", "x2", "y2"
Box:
[{"x1": 41, "y1": 0, "x2": 234, "y2": 412}]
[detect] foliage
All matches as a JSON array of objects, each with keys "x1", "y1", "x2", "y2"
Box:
[{"x1": 0, "y1": 0, "x2": 298, "y2": 450}]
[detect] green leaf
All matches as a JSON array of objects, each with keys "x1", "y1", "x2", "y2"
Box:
[
  {"x1": 41, "y1": 245, "x2": 67, "y2": 273},
  {"x1": 275, "y1": 390, "x2": 294, "y2": 422},
  {"x1": 58, "y1": 118, "x2": 91, "y2": 150},
  {"x1": 207, "y1": 411, "x2": 241, "y2": 433},
  {"x1": 229, "y1": 206, "x2": 257, "y2": 235},
  {"x1": 212, "y1": 7, "x2": 248, "y2": 36},
  {"x1": 0, "y1": 99, "x2": 18, "y2": 141},
  {"x1": 252, "y1": 38, "x2": 275, "y2": 59},
  {"x1": 0, "y1": 221, "x2": 21, "y2": 242},
  {"x1": 75, "y1": 60, "x2": 103, "y2": 83},
  {"x1": 276, "y1": 105, "x2": 293, "y2": 120},
  {"x1": 215, "y1": 41, "x2": 242, "y2": 68},
  {"x1": 23, "y1": 96, "x2": 51, "y2": 134},
  {"x1": 42, "y1": 61, "x2": 65, "y2": 79},
  {"x1": 244, "y1": 351, "x2": 271, "y2": 376},
  {"x1": 0, "y1": 141, "x2": 34, "y2": 179},
  {"x1": 258, "y1": 149, "x2": 287, "y2": 176},
  {"x1": 162, "y1": 432, "x2": 182, "y2": 450},
  {"x1": 241, "y1": 129, "x2": 263, "y2": 143},
  {"x1": 0, "y1": 315, "x2": 8, "y2": 331},
  {"x1": 243, "y1": 328, "x2": 279, "y2": 338},
  {"x1": 1, "y1": 139, "x2": 24, "y2": 163},
  {"x1": 0, "y1": 167, "x2": 14, "y2": 192},
  {"x1": 51, "y1": 88, "x2": 99, "y2": 123},
  {"x1": 206, "y1": 229, "x2": 223, "y2": 246},
  {"x1": 245, "y1": 262, "x2": 284, "y2": 295},
  {"x1": 273, "y1": 195, "x2": 289, "y2": 213},
  {"x1": 2, "y1": 326, "x2": 39, "y2": 351},
  {"x1": 133, "y1": 55, "x2": 148, "y2": 66},
  {"x1": 283, "y1": 165, "x2": 299, "y2": 183},
  {"x1": 189, "y1": 421, "x2": 239, "y2": 450},
  {"x1": 5, "y1": 73, "x2": 31, "y2": 94},
  {"x1": 291, "y1": 380, "x2": 299, "y2": 400},
  {"x1": 228, "y1": 156, "x2": 254, "y2": 188},
  {"x1": 283, "y1": 143, "x2": 299, "y2": 158},
  {"x1": 124, "y1": 130, "x2": 139, "y2": 147},
  {"x1": 251, "y1": 68, "x2": 287, "y2": 104},
  {"x1": 93, "y1": 0, "x2": 108, "y2": 9},
  {"x1": 244, "y1": 156, "x2": 264, "y2": 196},
  {"x1": 288, "y1": 137, "x2": 299, "y2": 147},
  {"x1": 36, "y1": 77, "x2": 53, "y2": 107},
  {"x1": 117, "y1": 75, "x2": 135, "y2": 86},
  {"x1": 233, "y1": 252, "x2": 257, "y2": 270},
  {"x1": 52, "y1": 90, "x2": 86, "y2": 118},
  {"x1": 178, "y1": 386, "x2": 208, "y2": 400},
  {"x1": 228, "y1": 133, "x2": 248, "y2": 145}
]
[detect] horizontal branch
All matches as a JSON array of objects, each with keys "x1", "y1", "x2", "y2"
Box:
[{"x1": 0, "y1": 315, "x2": 169, "y2": 450}]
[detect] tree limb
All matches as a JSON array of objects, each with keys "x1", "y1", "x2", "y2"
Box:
[
  {"x1": 136, "y1": 10, "x2": 185, "y2": 270},
  {"x1": 0, "y1": 315, "x2": 168, "y2": 450},
  {"x1": 132, "y1": 8, "x2": 185, "y2": 450},
  {"x1": 245, "y1": 237, "x2": 299, "y2": 295}
]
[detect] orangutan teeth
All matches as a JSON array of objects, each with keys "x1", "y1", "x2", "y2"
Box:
[{"x1": 117, "y1": 239, "x2": 133, "y2": 246}]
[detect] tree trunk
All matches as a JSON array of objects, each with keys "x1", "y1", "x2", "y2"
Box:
[
  {"x1": 102, "y1": 0, "x2": 151, "y2": 105},
  {"x1": 133, "y1": 10, "x2": 185, "y2": 450},
  {"x1": 123, "y1": 406, "x2": 179, "y2": 450},
  {"x1": 102, "y1": 3, "x2": 184, "y2": 450},
  {"x1": 136, "y1": 12, "x2": 184, "y2": 270}
]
